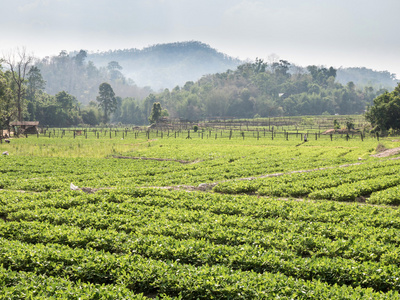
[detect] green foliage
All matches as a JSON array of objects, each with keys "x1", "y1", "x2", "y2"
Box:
[
  {"x1": 1, "y1": 133, "x2": 400, "y2": 297},
  {"x1": 369, "y1": 186, "x2": 400, "y2": 205},
  {"x1": 32, "y1": 91, "x2": 81, "y2": 127},
  {"x1": 26, "y1": 66, "x2": 46, "y2": 121},
  {"x1": 4, "y1": 47, "x2": 392, "y2": 126},
  {"x1": 55, "y1": 91, "x2": 77, "y2": 112},
  {"x1": 148, "y1": 102, "x2": 162, "y2": 124},
  {"x1": 81, "y1": 107, "x2": 101, "y2": 126},
  {"x1": 146, "y1": 60, "x2": 382, "y2": 121},
  {"x1": 112, "y1": 97, "x2": 145, "y2": 125},
  {"x1": 1, "y1": 185, "x2": 400, "y2": 297},
  {"x1": 34, "y1": 50, "x2": 150, "y2": 106},
  {"x1": 333, "y1": 119, "x2": 340, "y2": 129},
  {"x1": 1, "y1": 56, "x2": 86, "y2": 127},
  {"x1": 0, "y1": 67, "x2": 15, "y2": 128},
  {"x1": 214, "y1": 159, "x2": 400, "y2": 200},
  {"x1": 301, "y1": 117, "x2": 314, "y2": 126},
  {"x1": 0, "y1": 266, "x2": 149, "y2": 299},
  {"x1": 97, "y1": 82, "x2": 117, "y2": 123},
  {"x1": 365, "y1": 83, "x2": 400, "y2": 131},
  {"x1": 307, "y1": 65, "x2": 336, "y2": 86},
  {"x1": 1, "y1": 48, "x2": 34, "y2": 122},
  {"x1": 345, "y1": 117, "x2": 355, "y2": 130},
  {"x1": 26, "y1": 66, "x2": 46, "y2": 101}
]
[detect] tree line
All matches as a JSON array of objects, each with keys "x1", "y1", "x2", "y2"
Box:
[
  {"x1": 365, "y1": 83, "x2": 400, "y2": 132},
  {"x1": 145, "y1": 59, "x2": 388, "y2": 121},
  {"x1": 0, "y1": 47, "x2": 396, "y2": 130},
  {"x1": 0, "y1": 48, "x2": 151, "y2": 129}
]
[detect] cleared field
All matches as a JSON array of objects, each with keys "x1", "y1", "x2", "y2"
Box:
[{"x1": 1, "y1": 131, "x2": 400, "y2": 299}]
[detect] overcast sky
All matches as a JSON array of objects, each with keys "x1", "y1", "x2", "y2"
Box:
[{"x1": 1, "y1": 0, "x2": 399, "y2": 79}]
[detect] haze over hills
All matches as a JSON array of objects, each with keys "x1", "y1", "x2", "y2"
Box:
[
  {"x1": 35, "y1": 40, "x2": 399, "y2": 109},
  {"x1": 77, "y1": 41, "x2": 398, "y2": 92},
  {"x1": 335, "y1": 67, "x2": 399, "y2": 90},
  {"x1": 20, "y1": 40, "x2": 400, "y2": 126},
  {"x1": 84, "y1": 41, "x2": 243, "y2": 91}
]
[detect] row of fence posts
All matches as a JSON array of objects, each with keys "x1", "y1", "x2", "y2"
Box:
[{"x1": 33, "y1": 127, "x2": 380, "y2": 142}]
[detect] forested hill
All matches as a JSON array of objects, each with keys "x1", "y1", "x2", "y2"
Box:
[
  {"x1": 144, "y1": 60, "x2": 391, "y2": 121},
  {"x1": 336, "y1": 67, "x2": 399, "y2": 90},
  {"x1": 84, "y1": 41, "x2": 243, "y2": 90},
  {"x1": 81, "y1": 41, "x2": 398, "y2": 92}
]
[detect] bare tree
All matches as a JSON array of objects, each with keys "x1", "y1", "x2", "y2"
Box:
[{"x1": 2, "y1": 47, "x2": 33, "y2": 121}]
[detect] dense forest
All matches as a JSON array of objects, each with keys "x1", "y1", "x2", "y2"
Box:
[
  {"x1": 140, "y1": 60, "x2": 389, "y2": 122},
  {"x1": 0, "y1": 48, "x2": 152, "y2": 128},
  {"x1": 83, "y1": 41, "x2": 399, "y2": 92},
  {"x1": 35, "y1": 50, "x2": 151, "y2": 105},
  {"x1": 0, "y1": 42, "x2": 399, "y2": 128}
]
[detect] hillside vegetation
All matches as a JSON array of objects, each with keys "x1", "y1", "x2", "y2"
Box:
[
  {"x1": 35, "y1": 50, "x2": 152, "y2": 106},
  {"x1": 84, "y1": 41, "x2": 398, "y2": 92},
  {"x1": 144, "y1": 60, "x2": 387, "y2": 121},
  {"x1": 336, "y1": 67, "x2": 399, "y2": 90},
  {"x1": 2, "y1": 41, "x2": 398, "y2": 127},
  {"x1": 85, "y1": 41, "x2": 242, "y2": 90}
]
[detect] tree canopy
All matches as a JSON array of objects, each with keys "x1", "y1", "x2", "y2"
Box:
[
  {"x1": 365, "y1": 83, "x2": 400, "y2": 131},
  {"x1": 148, "y1": 102, "x2": 162, "y2": 124},
  {"x1": 2, "y1": 47, "x2": 33, "y2": 121},
  {"x1": 144, "y1": 61, "x2": 386, "y2": 121},
  {"x1": 33, "y1": 50, "x2": 151, "y2": 105},
  {"x1": 96, "y1": 82, "x2": 117, "y2": 123},
  {"x1": 0, "y1": 46, "x2": 397, "y2": 128}
]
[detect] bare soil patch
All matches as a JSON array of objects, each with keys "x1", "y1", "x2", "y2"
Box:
[{"x1": 371, "y1": 146, "x2": 400, "y2": 158}]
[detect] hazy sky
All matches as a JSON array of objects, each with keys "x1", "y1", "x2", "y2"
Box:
[{"x1": 1, "y1": 0, "x2": 399, "y2": 79}]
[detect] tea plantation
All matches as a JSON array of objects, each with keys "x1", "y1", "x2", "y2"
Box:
[{"x1": 1, "y1": 130, "x2": 400, "y2": 299}]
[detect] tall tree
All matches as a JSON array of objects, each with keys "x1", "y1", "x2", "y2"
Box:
[
  {"x1": 2, "y1": 47, "x2": 33, "y2": 121},
  {"x1": 26, "y1": 66, "x2": 46, "y2": 100},
  {"x1": 96, "y1": 82, "x2": 117, "y2": 123},
  {"x1": 74, "y1": 50, "x2": 87, "y2": 66},
  {"x1": 0, "y1": 67, "x2": 15, "y2": 131},
  {"x1": 26, "y1": 66, "x2": 46, "y2": 120},
  {"x1": 148, "y1": 102, "x2": 162, "y2": 124},
  {"x1": 107, "y1": 61, "x2": 124, "y2": 81}
]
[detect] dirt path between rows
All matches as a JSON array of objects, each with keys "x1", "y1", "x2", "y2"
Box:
[
  {"x1": 112, "y1": 155, "x2": 199, "y2": 164},
  {"x1": 370, "y1": 146, "x2": 400, "y2": 158},
  {"x1": 3, "y1": 149, "x2": 400, "y2": 195},
  {"x1": 146, "y1": 162, "x2": 367, "y2": 192},
  {"x1": 147, "y1": 155, "x2": 400, "y2": 192}
]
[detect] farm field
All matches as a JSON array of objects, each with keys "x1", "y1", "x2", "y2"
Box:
[{"x1": 1, "y1": 129, "x2": 400, "y2": 299}]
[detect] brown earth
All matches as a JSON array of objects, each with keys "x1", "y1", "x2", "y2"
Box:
[{"x1": 370, "y1": 147, "x2": 400, "y2": 158}]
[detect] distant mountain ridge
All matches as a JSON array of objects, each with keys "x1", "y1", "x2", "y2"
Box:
[
  {"x1": 71, "y1": 40, "x2": 398, "y2": 92},
  {"x1": 336, "y1": 67, "x2": 399, "y2": 90},
  {"x1": 85, "y1": 41, "x2": 243, "y2": 91}
]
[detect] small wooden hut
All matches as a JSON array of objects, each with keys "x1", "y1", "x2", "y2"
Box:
[{"x1": 10, "y1": 121, "x2": 39, "y2": 134}]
